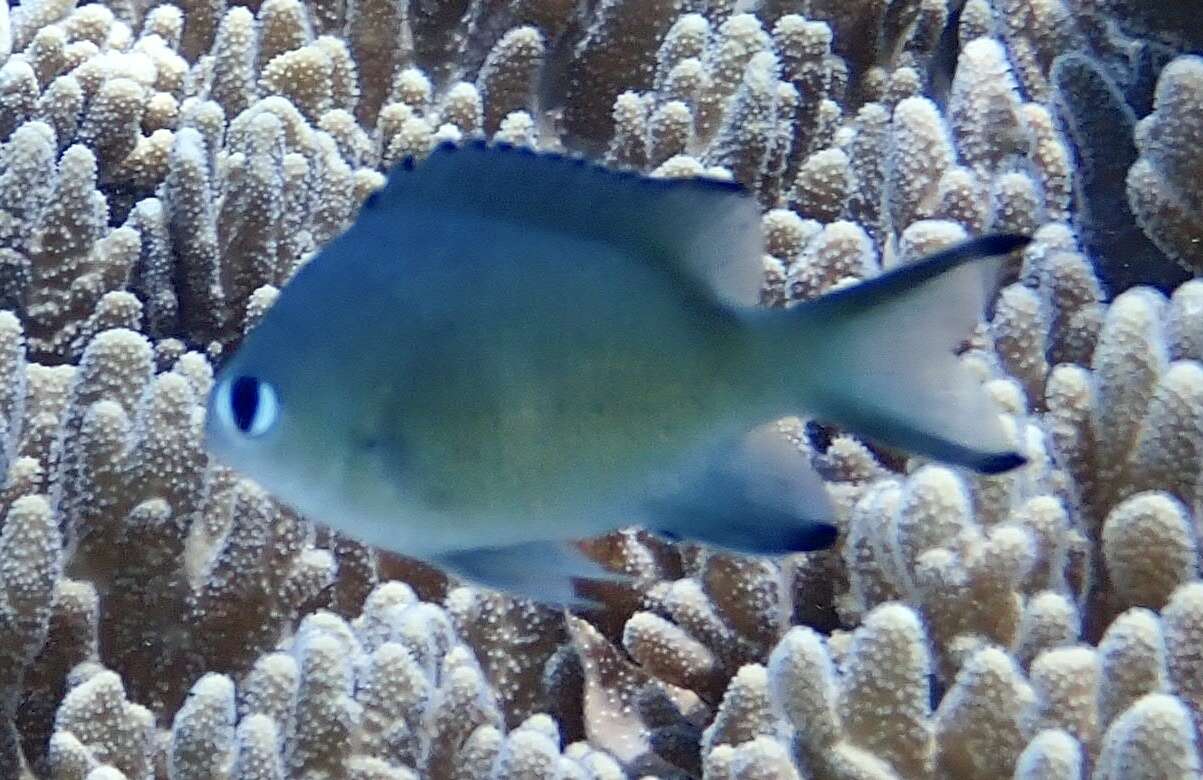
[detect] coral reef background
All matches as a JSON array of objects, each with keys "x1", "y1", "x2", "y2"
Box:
[{"x1": 0, "y1": 0, "x2": 1201, "y2": 777}]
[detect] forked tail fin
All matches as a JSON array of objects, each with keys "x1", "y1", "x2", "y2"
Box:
[{"x1": 766, "y1": 234, "x2": 1031, "y2": 474}]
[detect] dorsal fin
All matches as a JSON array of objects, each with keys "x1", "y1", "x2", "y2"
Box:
[{"x1": 368, "y1": 141, "x2": 764, "y2": 308}]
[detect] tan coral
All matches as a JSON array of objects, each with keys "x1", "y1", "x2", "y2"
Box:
[
  {"x1": 1097, "y1": 608, "x2": 1169, "y2": 730},
  {"x1": 948, "y1": 37, "x2": 1025, "y2": 176},
  {"x1": 790, "y1": 147, "x2": 852, "y2": 223},
  {"x1": 257, "y1": 0, "x2": 312, "y2": 66},
  {"x1": 1095, "y1": 693, "x2": 1202, "y2": 779},
  {"x1": 767, "y1": 625, "x2": 841, "y2": 766},
  {"x1": 1013, "y1": 729, "x2": 1082, "y2": 780},
  {"x1": 838, "y1": 603, "x2": 933, "y2": 778},
  {"x1": 168, "y1": 673, "x2": 236, "y2": 779},
  {"x1": 1090, "y1": 288, "x2": 1170, "y2": 515},
  {"x1": 1167, "y1": 280, "x2": 1203, "y2": 362},
  {"x1": 1014, "y1": 591, "x2": 1080, "y2": 671},
  {"x1": 1126, "y1": 362, "x2": 1203, "y2": 512},
  {"x1": 52, "y1": 669, "x2": 156, "y2": 779},
  {"x1": 991, "y1": 283, "x2": 1050, "y2": 410},
  {"x1": 476, "y1": 27, "x2": 545, "y2": 136},
  {"x1": 786, "y1": 220, "x2": 876, "y2": 301},
  {"x1": 1128, "y1": 56, "x2": 1203, "y2": 275},
  {"x1": 1029, "y1": 646, "x2": 1101, "y2": 760},
  {"x1": 702, "y1": 664, "x2": 775, "y2": 754},
  {"x1": 887, "y1": 96, "x2": 954, "y2": 230},
  {"x1": 934, "y1": 646, "x2": 1034, "y2": 779},
  {"x1": 1102, "y1": 492, "x2": 1197, "y2": 610}
]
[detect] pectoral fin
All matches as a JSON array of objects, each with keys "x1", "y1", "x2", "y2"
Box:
[{"x1": 645, "y1": 424, "x2": 839, "y2": 555}]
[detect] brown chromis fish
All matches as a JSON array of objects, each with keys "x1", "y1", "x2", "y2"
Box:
[{"x1": 204, "y1": 141, "x2": 1028, "y2": 604}]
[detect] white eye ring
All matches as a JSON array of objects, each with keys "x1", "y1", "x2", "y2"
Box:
[{"x1": 220, "y1": 375, "x2": 279, "y2": 438}]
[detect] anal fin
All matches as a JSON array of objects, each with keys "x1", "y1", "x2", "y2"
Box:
[
  {"x1": 645, "y1": 424, "x2": 839, "y2": 555},
  {"x1": 436, "y1": 540, "x2": 628, "y2": 608}
]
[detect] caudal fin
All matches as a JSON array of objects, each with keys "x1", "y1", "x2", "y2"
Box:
[{"x1": 774, "y1": 234, "x2": 1031, "y2": 474}]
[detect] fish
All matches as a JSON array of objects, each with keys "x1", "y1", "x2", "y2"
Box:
[{"x1": 204, "y1": 140, "x2": 1028, "y2": 605}]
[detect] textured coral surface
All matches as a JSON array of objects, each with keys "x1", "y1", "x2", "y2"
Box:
[{"x1": 0, "y1": 0, "x2": 1200, "y2": 778}]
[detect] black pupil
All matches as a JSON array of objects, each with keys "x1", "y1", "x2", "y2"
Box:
[{"x1": 231, "y1": 376, "x2": 260, "y2": 433}]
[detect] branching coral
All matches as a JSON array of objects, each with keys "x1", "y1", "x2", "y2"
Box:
[
  {"x1": 43, "y1": 590, "x2": 623, "y2": 779},
  {"x1": 1050, "y1": 50, "x2": 1190, "y2": 294},
  {"x1": 0, "y1": 0, "x2": 1199, "y2": 778},
  {"x1": 1128, "y1": 55, "x2": 1203, "y2": 277}
]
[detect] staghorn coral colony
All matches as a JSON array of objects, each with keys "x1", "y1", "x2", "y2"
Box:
[{"x1": 0, "y1": 0, "x2": 1200, "y2": 777}]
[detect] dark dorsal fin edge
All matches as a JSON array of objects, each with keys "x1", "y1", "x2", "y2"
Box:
[{"x1": 365, "y1": 140, "x2": 765, "y2": 309}]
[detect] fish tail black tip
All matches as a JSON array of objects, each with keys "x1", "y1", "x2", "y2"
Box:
[
  {"x1": 975, "y1": 451, "x2": 1028, "y2": 474},
  {"x1": 975, "y1": 233, "x2": 1033, "y2": 256},
  {"x1": 785, "y1": 521, "x2": 840, "y2": 552}
]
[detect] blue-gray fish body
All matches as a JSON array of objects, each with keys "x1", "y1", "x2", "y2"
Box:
[{"x1": 206, "y1": 142, "x2": 1027, "y2": 602}]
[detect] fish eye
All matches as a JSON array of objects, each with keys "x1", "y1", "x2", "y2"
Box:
[{"x1": 225, "y1": 375, "x2": 278, "y2": 437}]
